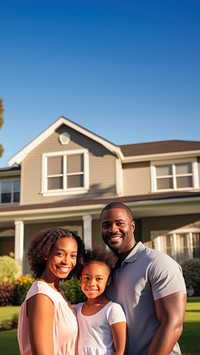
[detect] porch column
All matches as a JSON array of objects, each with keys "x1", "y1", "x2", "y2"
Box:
[
  {"x1": 82, "y1": 214, "x2": 92, "y2": 249},
  {"x1": 14, "y1": 220, "x2": 24, "y2": 275}
]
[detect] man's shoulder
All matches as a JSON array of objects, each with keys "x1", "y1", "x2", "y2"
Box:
[{"x1": 134, "y1": 243, "x2": 181, "y2": 269}]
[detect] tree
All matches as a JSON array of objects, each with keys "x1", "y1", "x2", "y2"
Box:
[{"x1": 0, "y1": 99, "x2": 4, "y2": 157}]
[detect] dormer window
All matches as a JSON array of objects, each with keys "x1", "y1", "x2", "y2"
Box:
[{"x1": 41, "y1": 149, "x2": 89, "y2": 196}]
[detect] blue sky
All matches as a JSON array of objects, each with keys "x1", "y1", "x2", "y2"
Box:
[{"x1": 0, "y1": 0, "x2": 200, "y2": 168}]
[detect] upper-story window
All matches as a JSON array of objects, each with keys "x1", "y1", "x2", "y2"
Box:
[
  {"x1": 151, "y1": 159, "x2": 199, "y2": 192},
  {"x1": 42, "y1": 149, "x2": 89, "y2": 195},
  {"x1": 0, "y1": 180, "x2": 20, "y2": 204}
]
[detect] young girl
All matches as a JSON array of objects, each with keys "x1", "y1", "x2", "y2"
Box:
[
  {"x1": 75, "y1": 248, "x2": 127, "y2": 355},
  {"x1": 17, "y1": 227, "x2": 85, "y2": 355}
]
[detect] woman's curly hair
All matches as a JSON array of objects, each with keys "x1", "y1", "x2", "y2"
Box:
[
  {"x1": 76, "y1": 246, "x2": 117, "y2": 279},
  {"x1": 27, "y1": 227, "x2": 85, "y2": 278}
]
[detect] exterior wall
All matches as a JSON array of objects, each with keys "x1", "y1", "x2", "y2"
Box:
[
  {"x1": 122, "y1": 162, "x2": 151, "y2": 196},
  {"x1": 141, "y1": 214, "x2": 200, "y2": 243},
  {"x1": 21, "y1": 127, "x2": 117, "y2": 205},
  {"x1": 92, "y1": 219, "x2": 104, "y2": 248},
  {"x1": 0, "y1": 228, "x2": 15, "y2": 255}
]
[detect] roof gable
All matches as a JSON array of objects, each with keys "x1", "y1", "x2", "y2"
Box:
[{"x1": 9, "y1": 116, "x2": 123, "y2": 165}]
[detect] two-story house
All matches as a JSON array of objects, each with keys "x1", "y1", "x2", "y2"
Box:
[{"x1": 0, "y1": 116, "x2": 200, "y2": 275}]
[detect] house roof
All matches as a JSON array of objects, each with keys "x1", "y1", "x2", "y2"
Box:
[
  {"x1": 8, "y1": 116, "x2": 200, "y2": 166},
  {"x1": 120, "y1": 140, "x2": 200, "y2": 157},
  {"x1": 8, "y1": 116, "x2": 123, "y2": 165},
  {"x1": 0, "y1": 191, "x2": 199, "y2": 222},
  {"x1": 0, "y1": 165, "x2": 21, "y2": 176}
]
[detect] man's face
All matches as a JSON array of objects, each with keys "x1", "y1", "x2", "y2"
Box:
[{"x1": 101, "y1": 207, "x2": 135, "y2": 254}]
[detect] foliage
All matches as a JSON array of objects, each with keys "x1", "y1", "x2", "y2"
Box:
[
  {"x1": 0, "y1": 312, "x2": 18, "y2": 331},
  {"x1": 11, "y1": 313, "x2": 18, "y2": 328},
  {"x1": 60, "y1": 277, "x2": 86, "y2": 304},
  {"x1": 181, "y1": 258, "x2": 200, "y2": 296},
  {"x1": 0, "y1": 283, "x2": 16, "y2": 306},
  {"x1": 14, "y1": 275, "x2": 35, "y2": 305},
  {"x1": 0, "y1": 256, "x2": 20, "y2": 284}
]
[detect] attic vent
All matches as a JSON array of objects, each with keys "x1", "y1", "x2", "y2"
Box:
[{"x1": 59, "y1": 131, "x2": 70, "y2": 145}]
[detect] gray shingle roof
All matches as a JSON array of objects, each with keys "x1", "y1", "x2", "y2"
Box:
[{"x1": 120, "y1": 140, "x2": 200, "y2": 157}]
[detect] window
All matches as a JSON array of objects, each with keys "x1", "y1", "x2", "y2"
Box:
[
  {"x1": 151, "y1": 230, "x2": 200, "y2": 263},
  {"x1": 151, "y1": 160, "x2": 198, "y2": 192},
  {"x1": 42, "y1": 150, "x2": 89, "y2": 195},
  {"x1": 0, "y1": 180, "x2": 20, "y2": 204}
]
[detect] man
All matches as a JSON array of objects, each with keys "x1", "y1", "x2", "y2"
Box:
[{"x1": 100, "y1": 202, "x2": 187, "y2": 355}]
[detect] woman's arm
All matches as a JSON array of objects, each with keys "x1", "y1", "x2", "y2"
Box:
[
  {"x1": 111, "y1": 321, "x2": 127, "y2": 355},
  {"x1": 27, "y1": 294, "x2": 54, "y2": 355}
]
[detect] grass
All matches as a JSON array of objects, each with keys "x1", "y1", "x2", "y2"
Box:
[
  {"x1": 0, "y1": 298, "x2": 199, "y2": 355},
  {"x1": 179, "y1": 298, "x2": 200, "y2": 355}
]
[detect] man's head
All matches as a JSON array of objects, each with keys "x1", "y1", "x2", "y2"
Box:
[{"x1": 100, "y1": 202, "x2": 136, "y2": 254}]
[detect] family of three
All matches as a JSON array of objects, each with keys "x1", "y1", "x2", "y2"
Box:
[{"x1": 17, "y1": 202, "x2": 187, "y2": 355}]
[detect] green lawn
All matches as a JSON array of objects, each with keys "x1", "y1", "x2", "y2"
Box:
[
  {"x1": 0, "y1": 298, "x2": 199, "y2": 355},
  {"x1": 179, "y1": 298, "x2": 200, "y2": 355}
]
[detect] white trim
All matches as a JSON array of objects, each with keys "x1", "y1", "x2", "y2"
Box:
[
  {"x1": 115, "y1": 158, "x2": 123, "y2": 195},
  {"x1": 41, "y1": 149, "x2": 89, "y2": 195},
  {"x1": 9, "y1": 117, "x2": 124, "y2": 165},
  {"x1": 150, "y1": 158, "x2": 199, "y2": 192},
  {"x1": 123, "y1": 150, "x2": 200, "y2": 163},
  {"x1": 14, "y1": 220, "x2": 24, "y2": 275},
  {"x1": 83, "y1": 214, "x2": 92, "y2": 248}
]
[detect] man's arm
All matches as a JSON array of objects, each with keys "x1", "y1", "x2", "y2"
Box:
[{"x1": 147, "y1": 292, "x2": 187, "y2": 355}]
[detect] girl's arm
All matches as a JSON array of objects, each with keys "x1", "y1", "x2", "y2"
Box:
[
  {"x1": 111, "y1": 321, "x2": 127, "y2": 355},
  {"x1": 27, "y1": 293, "x2": 54, "y2": 355}
]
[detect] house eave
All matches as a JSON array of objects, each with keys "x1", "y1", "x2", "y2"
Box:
[
  {"x1": 8, "y1": 116, "x2": 124, "y2": 166},
  {"x1": 0, "y1": 195, "x2": 199, "y2": 224},
  {"x1": 122, "y1": 150, "x2": 200, "y2": 163}
]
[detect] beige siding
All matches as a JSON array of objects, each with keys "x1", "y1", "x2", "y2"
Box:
[
  {"x1": 140, "y1": 214, "x2": 200, "y2": 243},
  {"x1": 92, "y1": 219, "x2": 104, "y2": 248},
  {"x1": 21, "y1": 127, "x2": 117, "y2": 205},
  {"x1": 122, "y1": 162, "x2": 151, "y2": 196}
]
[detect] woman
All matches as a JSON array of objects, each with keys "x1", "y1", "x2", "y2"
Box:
[{"x1": 17, "y1": 227, "x2": 85, "y2": 355}]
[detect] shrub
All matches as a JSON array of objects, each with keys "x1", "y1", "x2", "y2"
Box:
[
  {"x1": 11, "y1": 312, "x2": 19, "y2": 328},
  {"x1": 0, "y1": 319, "x2": 13, "y2": 330},
  {"x1": 60, "y1": 277, "x2": 86, "y2": 304},
  {"x1": 0, "y1": 282, "x2": 16, "y2": 306},
  {"x1": 14, "y1": 275, "x2": 35, "y2": 305},
  {"x1": 0, "y1": 312, "x2": 18, "y2": 330},
  {"x1": 0, "y1": 255, "x2": 20, "y2": 283},
  {"x1": 181, "y1": 258, "x2": 200, "y2": 296}
]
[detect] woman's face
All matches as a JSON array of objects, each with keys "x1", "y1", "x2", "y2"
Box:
[{"x1": 45, "y1": 237, "x2": 78, "y2": 280}]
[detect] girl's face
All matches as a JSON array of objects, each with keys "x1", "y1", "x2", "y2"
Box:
[
  {"x1": 45, "y1": 237, "x2": 78, "y2": 280},
  {"x1": 80, "y1": 262, "x2": 111, "y2": 300}
]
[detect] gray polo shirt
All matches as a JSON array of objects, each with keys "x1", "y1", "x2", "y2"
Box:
[{"x1": 106, "y1": 242, "x2": 186, "y2": 355}]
